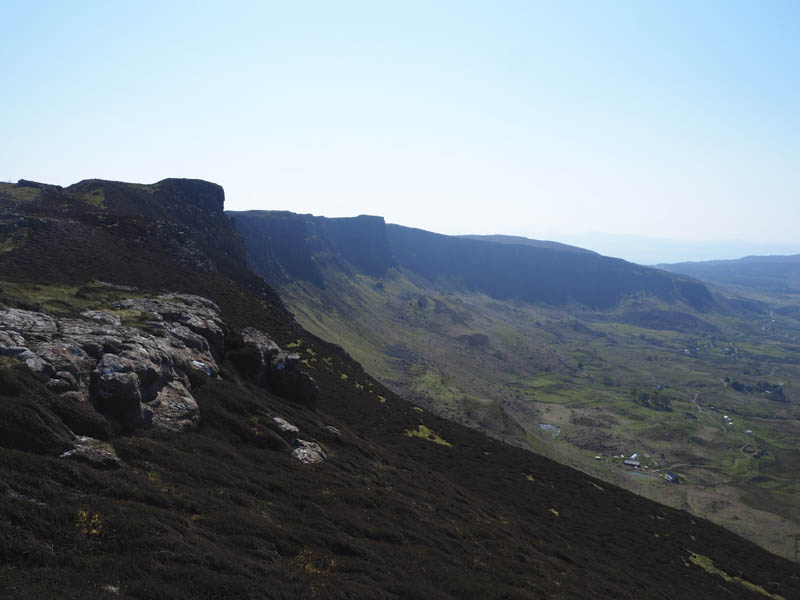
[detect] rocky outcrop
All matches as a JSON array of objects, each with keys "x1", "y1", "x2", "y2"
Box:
[
  {"x1": 0, "y1": 293, "x2": 224, "y2": 433},
  {"x1": 155, "y1": 178, "x2": 225, "y2": 215},
  {"x1": 240, "y1": 327, "x2": 318, "y2": 410}
]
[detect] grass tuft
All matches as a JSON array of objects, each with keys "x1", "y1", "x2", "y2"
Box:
[
  {"x1": 688, "y1": 553, "x2": 784, "y2": 600},
  {"x1": 405, "y1": 424, "x2": 452, "y2": 447}
]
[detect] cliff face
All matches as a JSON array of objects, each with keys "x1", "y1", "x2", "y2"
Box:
[
  {"x1": 229, "y1": 211, "x2": 395, "y2": 287},
  {"x1": 231, "y1": 210, "x2": 714, "y2": 311}
]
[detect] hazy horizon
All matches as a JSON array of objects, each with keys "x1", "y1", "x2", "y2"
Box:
[{"x1": 2, "y1": 1, "x2": 798, "y2": 250}]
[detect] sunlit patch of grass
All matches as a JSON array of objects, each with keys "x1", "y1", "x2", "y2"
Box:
[
  {"x1": 128, "y1": 183, "x2": 160, "y2": 194},
  {"x1": 0, "y1": 228, "x2": 29, "y2": 253},
  {"x1": 79, "y1": 188, "x2": 106, "y2": 208},
  {"x1": 0, "y1": 280, "x2": 147, "y2": 316},
  {"x1": 404, "y1": 424, "x2": 452, "y2": 447},
  {"x1": 294, "y1": 546, "x2": 336, "y2": 575},
  {"x1": 688, "y1": 553, "x2": 784, "y2": 600},
  {"x1": 0, "y1": 183, "x2": 40, "y2": 203}
]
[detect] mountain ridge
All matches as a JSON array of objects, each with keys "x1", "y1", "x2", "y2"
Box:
[
  {"x1": 659, "y1": 254, "x2": 800, "y2": 294},
  {"x1": 230, "y1": 209, "x2": 716, "y2": 312}
]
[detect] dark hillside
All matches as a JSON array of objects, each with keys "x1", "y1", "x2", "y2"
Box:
[
  {"x1": 659, "y1": 254, "x2": 800, "y2": 294},
  {"x1": 230, "y1": 211, "x2": 395, "y2": 288},
  {"x1": 461, "y1": 233, "x2": 596, "y2": 254},
  {"x1": 0, "y1": 180, "x2": 796, "y2": 599},
  {"x1": 389, "y1": 225, "x2": 714, "y2": 310},
  {"x1": 230, "y1": 210, "x2": 715, "y2": 311}
]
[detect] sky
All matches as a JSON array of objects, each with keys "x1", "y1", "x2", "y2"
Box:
[{"x1": 1, "y1": 1, "x2": 799, "y2": 263}]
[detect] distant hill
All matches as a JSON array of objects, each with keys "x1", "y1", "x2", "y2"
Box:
[
  {"x1": 659, "y1": 254, "x2": 800, "y2": 294},
  {"x1": 460, "y1": 234, "x2": 596, "y2": 254}
]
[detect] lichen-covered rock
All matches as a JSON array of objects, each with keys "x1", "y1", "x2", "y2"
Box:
[
  {"x1": 113, "y1": 294, "x2": 227, "y2": 360},
  {"x1": 60, "y1": 436, "x2": 122, "y2": 469},
  {"x1": 0, "y1": 293, "x2": 224, "y2": 434},
  {"x1": 270, "y1": 417, "x2": 299, "y2": 445},
  {"x1": 144, "y1": 381, "x2": 199, "y2": 432},
  {"x1": 266, "y1": 415, "x2": 327, "y2": 464},
  {"x1": 292, "y1": 439, "x2": 327, "y2": 464}
]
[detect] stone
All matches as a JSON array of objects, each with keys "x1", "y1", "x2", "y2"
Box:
[
  {"x1": 144, "y1": 381, "x2": 199, "y2": 432},
  {"x1": 268, "y1": 351, "x2": 319, "y2": 410},
  {"x1": 322, "y1": 425, "x2": 342, "y2": 439},
  {"x1": 239, "y1": 328, "x2": 318, "y2": 410},
  {"x1": 292, "y1": 439, "x2": 327, "y2": 464},
  {"x1": 270, "y1": 417, "x2": 299, "y2": 445},
  {"x1": 60, "y1": 436, "x2": 122, "y2": 469}
]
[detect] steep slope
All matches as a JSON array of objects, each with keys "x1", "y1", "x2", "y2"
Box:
[
  {"x1": 232, "y1": 209, "x2": 800, "y2": 561},
  {"x1": 0, "y1": 180, "x2": 798, "y2": 599}
]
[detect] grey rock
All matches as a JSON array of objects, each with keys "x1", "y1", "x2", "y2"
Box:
[
  {"x1": 113, "y1": 294, "x2": 227, "y2": 359},
  {"x1": 292, "y1": 439, "x2": 327, "y2": 464},
  {"x1": 240, "y1": 328, "x2": 318, "y2": 410},
  {"x1": 240, "y1": 327, "x2": 280, "y2": 386},
  {"x1": 268, "y1": 351, "x2": 318, "y2": 410},
  {"x1": 80, "y1": 310, "x2": 122, "y2": 326},
  {"x1": 145, "y1": 381, "x2": 199, "y2": 432},
  {"x1": 322, "y1": 425, "x2": 342, "y2": 439},
  {"x1": 266, "y1": 415, "x2": 327, "y2": 463},
  {"x1": 0, "y1": 307, "x2": 57, "y2": 339},
  {"x1": 0, "y1": 292, "x2": 223, "y2": 433},
  {"x1": 60, "y1": 436, "x2": 122, "y2": 469},
  {"x1": 270, "y1": 417, "x2": 300, "y2": 445}
]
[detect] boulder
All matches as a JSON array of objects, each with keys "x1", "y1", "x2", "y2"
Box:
[
  {"x1": 266, "y1": 415, "x2": 327, "y2": 464},
  {"x1": 239, "y1": 327, "x2": 280, "y2": 385},
  {"x1": 322, "y1": 425, "x2": 342, "y2": 439},
  {"x1": 270, "y1": 417, "x2": 299, "y2": 445},
  {"x1": 268, "y1": 350, "x2": 318, "y2": 410},
  {"x1": 292, "y1": 440, "x2": 327, "y2": 464},
  {"x1": 143, "y1": 381, "x2": 199, "y2": 432},
  {"x1": 239, "y1": 328, "x2": 318, "y2": 410},
  {"x1": 60, "y1": 436, "x2": 122, "y2": 469}
]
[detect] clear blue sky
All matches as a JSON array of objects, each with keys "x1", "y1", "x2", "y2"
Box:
[{"x1": 2, "y1": 1, "x2": 798, "y2": 261}]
